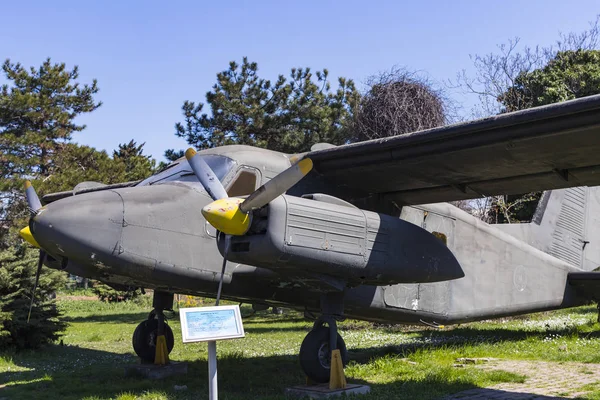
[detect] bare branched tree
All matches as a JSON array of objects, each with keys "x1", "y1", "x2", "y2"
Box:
[
  {"x1": 453, "y1": 15, "x2": 599, "y2": 117},
  {"x1": 353, "y1": 67, "x2": 449, "y2": 141},
  {"x1": 450, "y1": 15, "x2": 600, "y2": 223},
  {"x1": 451, "y1": 197, "x2": 496, "y2": 223}
]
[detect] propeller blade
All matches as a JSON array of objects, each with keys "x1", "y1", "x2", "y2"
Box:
[
  {"x1": 24, "y1": 181, "x2": 42, "y2": 216},
  {"x1": 185, "y1": 148, "x2": 228, "y2": 201},
  {"x1": 239, "y1": 158, "x2": 313, "y2": 213},
  {"x1": 27, "y1": 250, "x2": 45, "y2": 323}
]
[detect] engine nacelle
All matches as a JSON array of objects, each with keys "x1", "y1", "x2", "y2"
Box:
[{"x1": 219, "y1": 195, "x2": 464, "y2": 286}]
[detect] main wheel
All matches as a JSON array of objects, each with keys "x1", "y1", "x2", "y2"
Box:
[
  {"x1": 132, "y1": 319, "x2": 175, "y2": 363},
  {"x1": 299, "y1": 326, "x2": 348, "y2": 383}
]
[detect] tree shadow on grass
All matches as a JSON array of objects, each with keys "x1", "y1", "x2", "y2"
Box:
[
  {"x1": 0, "y1": 344, "x2": 575, "y2": 400},
  {"x1": 62, "y1": 310, "x2": 182, "y2": 324},
  {"x1": 0, "y1": 331, "x2": 588, "y2": 400},
  {"x1": 2, "y1": 319, "x2": 599, "y2": 400}
]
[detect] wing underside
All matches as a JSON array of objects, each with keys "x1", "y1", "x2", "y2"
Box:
[{"x1": 307, "y1": 95, "x2": 600, "y2": 206}]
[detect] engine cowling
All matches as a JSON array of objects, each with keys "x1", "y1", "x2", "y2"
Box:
[{"x1": 219, "y1": 195, "x2": 464, "y2": 286}]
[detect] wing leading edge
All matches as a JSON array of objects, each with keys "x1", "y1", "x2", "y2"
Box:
[{"x1": 307, "y1": 95, "x2": 600, "y2": 206}]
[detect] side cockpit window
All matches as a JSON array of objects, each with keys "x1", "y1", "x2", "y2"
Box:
[
  {"x1": 227, "y1": 169, "x2": 258, "y2": 197},
  {"x1": 138, "y1": 155, "x2": 236, "y2": 186}
]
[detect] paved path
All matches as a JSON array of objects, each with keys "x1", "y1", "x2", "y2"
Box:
[{"x1": 443, "y1": 360, "x2": 600, "y2": 399}]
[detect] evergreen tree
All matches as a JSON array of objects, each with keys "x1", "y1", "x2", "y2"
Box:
[
  {"x1": 92, "y1": 281, "x2": 142, "y2": 303},
  {"x1": 0, "y1": 59, "x2": 102, "y2": 350},
  {"x1": 113, "y1": 140, "x2": 156, "y2": 181},
  {"x1": 0, "y1": 246, "x2": 67, "y2": 349},
  {"x1": 0, "y1": 58, "x2": 101, "y2": 243},
  {"x1": 40, "y1": 143, "x2": 128, "y2": 193},
  {"x1": 164, "y1": 149, "x2": 184, "y2": 162},
  {"x1": 499, "y1": 50, "x2": 600, "y2": 112},
  {"x1": 491, "y1": 50, "x2": 600, "y2": 223},
  {"x1": 170, "y1": 58, "x2": 360, "y2": 155}
]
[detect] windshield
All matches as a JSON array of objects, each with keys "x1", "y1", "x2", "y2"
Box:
[{"x1": 138, "y1": 154, "x2": 236, "y2": 186}]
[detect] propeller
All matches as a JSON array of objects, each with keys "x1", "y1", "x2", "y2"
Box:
[
  {"x1": 185, "y1": 148, "x2": 312, "y2": 308},
  {"x1": 20, "y1": 181, "x2": 42, "y2": 248},
  {"x1": 19, "y1": 181, "x2": 45, "y2": 323},
  {"x1": 185, "y1": 149, "x2": 228, "y2": 201},
  {"x1": 24, "y1": 180, "x2": 42, "y2": 216},
  {"x1": 27, "y1": 249, "x2": 46, "y2": 323},
  {"x1": 185, "y1": 148, "x2": 313, "y2": 236}
]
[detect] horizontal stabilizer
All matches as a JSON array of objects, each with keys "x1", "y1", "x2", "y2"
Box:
[{"x1": 568, "y1": 272, "x2": 600, "y2": 301}]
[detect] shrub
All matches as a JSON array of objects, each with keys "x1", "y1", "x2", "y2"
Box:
[{"x1": 0, "y1": 246, "x2": 67, "y2": 349}]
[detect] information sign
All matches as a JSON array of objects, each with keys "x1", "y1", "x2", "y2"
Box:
[{"x1": 179, "y1": 305, "x2": 245, "y2": 343}]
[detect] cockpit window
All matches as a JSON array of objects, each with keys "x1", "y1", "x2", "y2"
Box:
[{"x1": 138, "y1": 154, "x2": 236, "y2": 186}]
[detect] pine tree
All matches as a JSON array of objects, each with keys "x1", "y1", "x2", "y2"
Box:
[
  {"x1": 0, "y1": 58, "x2": 101, "y2": 244},
  {"x1": 169, "y1": 58, "x2": 360, "y2": 156},
  {"x1": 92, "y1": 281, "x2": 142, "y2": 303},
  {"x1": 0, "y1": 59, "x2": 101, "y2": 349},
  {"x1": 113, "y1": 140, "x2": 155, "y2": 181},
  {"x1": 0, "y1": 246, "x2": 66, "y2": 349}
]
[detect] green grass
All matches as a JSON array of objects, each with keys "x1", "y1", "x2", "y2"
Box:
[{"x1": 2, "y1": 299, "x2": 600, "y2": 399}]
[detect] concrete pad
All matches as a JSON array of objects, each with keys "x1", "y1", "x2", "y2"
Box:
[
  {"x1": 285, "y1": 383, "x2": 371, "y2": 398},
  {"x1": 124, "y1": 361, "x2": 188, "y2": 380}
]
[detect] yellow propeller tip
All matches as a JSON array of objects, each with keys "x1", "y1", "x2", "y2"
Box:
[
  {"x1": 297, "y1": 158, "x2": 313, "y2": 175},
  {"x1": 24, "y1": 180, "x2": 32, "y2": 189},
  {"x1": 185, "y1": 148, "x2": 197, "y2": 160},
  {"x1": 19, "y1": 226, "x2": 40, "y2": 248}
]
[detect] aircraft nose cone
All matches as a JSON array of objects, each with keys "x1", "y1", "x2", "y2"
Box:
[{"x1": 32, "y1": 190, "x2": 124, "y2": 261}]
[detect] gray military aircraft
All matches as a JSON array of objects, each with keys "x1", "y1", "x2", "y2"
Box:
[{"x1": 19, "y1": 94, "x2": 600, "y2": 383}]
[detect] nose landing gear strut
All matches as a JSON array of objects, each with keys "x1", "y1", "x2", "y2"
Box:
[{"x1": 132, "y1": 291, "x2": 175, "y2": 364}]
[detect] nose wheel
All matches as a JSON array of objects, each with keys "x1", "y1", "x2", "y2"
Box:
[
  {"x1": 299, "y1": 318, "x2": 348, "y2": 383},
  {"x1": 132, "y1": 312, "x2": 175, "y2": 363},
  {"x1": 132, "y1": 291, "x2": 175, "y2": 364}
]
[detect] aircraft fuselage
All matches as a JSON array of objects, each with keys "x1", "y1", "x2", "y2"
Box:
[{"x1": 31, "y1": 145, "x2": 589, "y2": 326}]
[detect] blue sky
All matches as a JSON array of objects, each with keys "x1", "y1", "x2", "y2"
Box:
[{"x1": 1, "y1": 1, "x2": 598, "y2": 161}]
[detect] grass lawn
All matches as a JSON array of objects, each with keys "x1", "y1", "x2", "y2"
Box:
[{"x1": 2, "y1": 298, "x2": 600, "y2": 399}]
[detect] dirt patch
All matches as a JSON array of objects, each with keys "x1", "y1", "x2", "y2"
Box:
[{"x1": 443, "y1": 359, "x2": 600, "y2": 399}]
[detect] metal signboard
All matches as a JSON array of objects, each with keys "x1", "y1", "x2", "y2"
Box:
[{"x1": 179, "y1": 305, "x2": 245, "y2": 343}]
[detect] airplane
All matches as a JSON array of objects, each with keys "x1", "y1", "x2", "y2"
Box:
[{"x1": 17, "y1": 94, "x2": 600, "y2": 384}]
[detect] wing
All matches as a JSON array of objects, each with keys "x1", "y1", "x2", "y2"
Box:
[
  {"x1": 42, "y1": 180, "x2": 141, "y2": 204},
  {"x1": 308, "y1": 95, "x2": 600, "y2": 206}
]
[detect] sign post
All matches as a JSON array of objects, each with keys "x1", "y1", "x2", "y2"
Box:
[
  {"x1": 208, "y1": 341, "x2": 217, "y2": 400},
  {"x1": 179, "y1": 304, "x2": 245, "y2": 399}
]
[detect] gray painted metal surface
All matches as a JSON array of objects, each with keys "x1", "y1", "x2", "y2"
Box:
[
  {"x1": 27, "y1": 96, "x2": 600, "y2": 339},
  {"x1": 307, "y1": 94, "x2": 600, "y2": 207}
]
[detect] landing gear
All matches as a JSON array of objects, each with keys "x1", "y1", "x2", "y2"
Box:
[
  {"x1": 132, "y1": 291, "x2": 175, "y2": 363},
  {"x1": 300, "y1": 318, "x2": 348, "y2": 383},
  {"x1": 132, "y1": 312, "x2": 175, "y2": 362},
  {"x1": 299, "y1": 291, "x2": 348, "y2": 384}
]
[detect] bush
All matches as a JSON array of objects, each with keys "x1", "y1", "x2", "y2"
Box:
[
  {"x1": 0, "y1": 246, "x2": 67, "y2": 349},
  {"x1": 92, "y1": 281, "x2": 142, "y2": 302}
]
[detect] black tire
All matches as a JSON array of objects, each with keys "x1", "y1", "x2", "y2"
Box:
[
  {"x1": 299, "y1": 326, "x2": 348, "y2": 383},
  {"x1": 132, "y1": 319, "x2": 175, "y2": 363}
]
